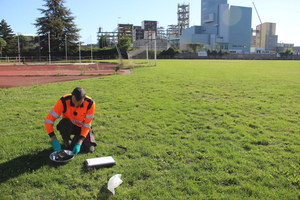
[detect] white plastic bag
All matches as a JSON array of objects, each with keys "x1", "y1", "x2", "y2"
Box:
[{"x1": 107, "y1": 174, "x2": 123, "y2": 195}]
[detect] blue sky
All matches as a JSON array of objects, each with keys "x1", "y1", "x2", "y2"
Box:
[{"x1": 0, "y1": 0, "x2": 299, "y2": 46}]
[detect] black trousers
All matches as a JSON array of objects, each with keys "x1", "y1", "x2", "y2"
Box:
[{"x1": 57, "y1": 118, "x2": 97, "y2": 153}]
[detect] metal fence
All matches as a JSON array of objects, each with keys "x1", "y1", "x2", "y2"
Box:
[
  {"x1": 1, "y1": 53, "x2": 300, "y2": 63},
  {"x1": 0, "y1": 55, "x2": 119, "y2": 64}
]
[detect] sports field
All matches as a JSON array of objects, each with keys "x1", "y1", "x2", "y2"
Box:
[{"x1": 0, "y1": 59, "x2": 300, "y2": 199}]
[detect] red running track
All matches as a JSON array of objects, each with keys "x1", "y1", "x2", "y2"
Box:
[{"x1": 0, "y1": 63, "x2": 129, "y2": 88}]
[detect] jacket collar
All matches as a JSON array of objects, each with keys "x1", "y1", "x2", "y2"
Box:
[{"x1": 70, "y1": 99, "x2": 84, "y2": 108}]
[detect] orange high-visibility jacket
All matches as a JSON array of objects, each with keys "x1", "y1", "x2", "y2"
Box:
[{"x1": 44, "y1": 94, "x2": 95, "y2": 139}]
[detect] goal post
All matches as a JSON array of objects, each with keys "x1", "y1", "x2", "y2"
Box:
[
  {"x1": 115, "y1": 42, "x2": 123, "y2": 67},
  {"x1": 127, "y1": 40, "x2": 157, "y2": 66}
]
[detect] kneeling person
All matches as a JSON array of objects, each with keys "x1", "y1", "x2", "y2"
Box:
[{"x1": 45, "y1": 87, "x2": 97, "y2": 156}]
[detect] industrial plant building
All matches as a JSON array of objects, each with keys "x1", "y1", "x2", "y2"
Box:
[
  {"x1": 118, "y1": 24, "x2": 134, "y2": 42},
  {"x1": 96, "y1": 1, "x2": 299, "y2": 54},
  {"x1": 251, "y1": 22, "x2": 278, "y2": 53},
  {"x1": 180, "y1": 0, "x2": 252, "y2": 53},
  {"x1": 97, "y1": 4, "x2": 190, "y2": 50}
]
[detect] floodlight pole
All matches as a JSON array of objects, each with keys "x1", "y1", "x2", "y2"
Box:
[
  {"x1": 79, "y1": 32, "x2": 81, "y2": 64},
  {"x1": 38, "y1": 35, "x2": 41, "y2": 62},
  {"x1": 65, "y1": 34, "x2": 67, "y2": 63},
  {"x1": 79, "y1": 42, "x2": 81, "y2": 63},
  {"x1": 48, "y1": 31, "x2": 51, "y2": 65},
  {"x1": 17, "y1": 33, "x2": 20, "y2": 65},
  {"x1": 90, "y1": 35, "x2": 93, "y2": 63},
  {"x1": 79, "y1": 43, "x2": 81, "y2": 63}
]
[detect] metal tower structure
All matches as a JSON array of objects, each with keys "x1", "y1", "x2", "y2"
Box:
[
  {"x1": 167, "y1": 25, "x2": 179, "y2": 37},
  {"x1": 178, "y1": 3, "x2": 190, "y2": 36},
  {"x1": 157, "y1": 26, "x2": 166, "y2": 39},
  {"x1": 97, "y1": 26, "x2": 118, "y2": 48}
]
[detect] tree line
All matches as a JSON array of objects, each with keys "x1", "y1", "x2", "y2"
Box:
[
  {"x1": 1, "y1": 0, "x2": 78, "y2": 57},
  {"x1": 0, "y1": 0, "x2": 129, "y2": 58},
  {"x1": 0, "y1": 0, "x2": 181, "y2": 59}
]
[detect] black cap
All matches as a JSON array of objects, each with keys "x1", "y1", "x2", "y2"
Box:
[{"x1": 72, "y1": 87, "x2": 86, "y2": 101}]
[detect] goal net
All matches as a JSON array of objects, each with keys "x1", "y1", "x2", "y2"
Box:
[
  {"x1": 126, "y1": 40, "x2": 157, "y2": 66},
  {"x1": 115, "y1": 42, "x2": 123, "y2": 67}
]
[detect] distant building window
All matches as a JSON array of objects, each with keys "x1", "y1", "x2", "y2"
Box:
[
  {"x1": 232, "y1": 45, "x2": 247, "y2": 48},
  {"x1": 203, "y1": 13, "x2": 214, "y2": 23}
]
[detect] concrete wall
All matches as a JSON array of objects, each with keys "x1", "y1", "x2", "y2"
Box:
[
  {"x1": 179, "y1": 26, "x2": 209, "y2": 50},
  {"x1": 174, "y1": 53, "x2": 300, "y2": 60}
]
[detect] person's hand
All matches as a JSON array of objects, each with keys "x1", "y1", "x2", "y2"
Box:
[
  {"x1": 52, "y1": 139, "x2": 61, "y2": 152},
  {"x1": 72, "y1": 143, "x2": 81, "y2": 156}
]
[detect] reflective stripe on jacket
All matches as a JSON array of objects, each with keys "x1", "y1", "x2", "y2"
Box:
[{"x1": 44, "y1": 94, "x2": 95, "y2": 138}]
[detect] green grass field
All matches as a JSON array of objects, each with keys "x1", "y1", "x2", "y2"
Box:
[{"x1": 1, "y1": 60, "x2": 300, "y2": 199}]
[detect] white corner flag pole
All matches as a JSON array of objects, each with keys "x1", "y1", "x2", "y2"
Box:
[{"x1": 154, "y1": 40, "x2": 157, "y2": 66}]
